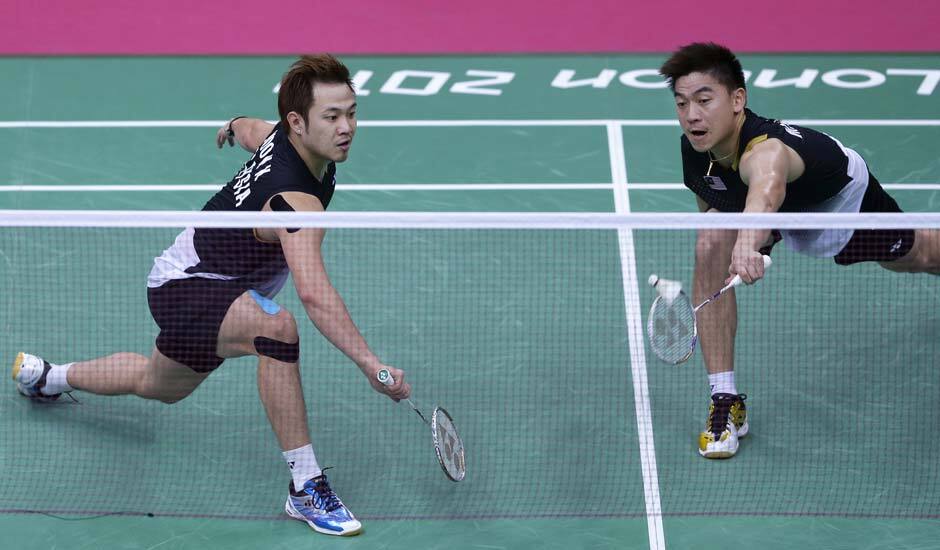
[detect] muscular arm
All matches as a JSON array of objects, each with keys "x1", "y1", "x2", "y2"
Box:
[
  {"x1": 271, "y1": 192, "x2": 409, "y2": 398},
  {"x1": 217, "y1": 117, "x2": 276, "y2": 152},
  {"x1": 733, "y1": 138, "x2": 801, "y2": 282}
]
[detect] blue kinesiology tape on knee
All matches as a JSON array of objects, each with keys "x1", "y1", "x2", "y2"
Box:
[
  {"x1": 249, "y1": 290, "x2": 281, "y2": 315},
  {"x1": 254, "y1": 336, "x2": 299, "y2": 363}
]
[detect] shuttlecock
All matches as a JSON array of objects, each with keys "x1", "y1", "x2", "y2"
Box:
[{"x1": 648, "y1": 273, "x2": 683, "y2": 304}]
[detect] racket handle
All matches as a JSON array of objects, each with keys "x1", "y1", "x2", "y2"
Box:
[
  {"x1": 377, "y1": 368, "x2": 395, "y2": 386},
  {"x1": 727, "y1": 254, "x2": 773, "y2": 289},
  {"x1": 378, "y1": 369, "x2": 425, "y2": 421}
]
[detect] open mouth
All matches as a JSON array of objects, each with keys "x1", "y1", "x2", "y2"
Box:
[
  {"x1": 689, "y1": 129, "x2": 707, "y2": 138},
  {"x1": 337, "y1": 140, "x2": 351, "y2": 151}
]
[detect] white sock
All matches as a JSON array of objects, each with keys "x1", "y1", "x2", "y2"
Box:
[
  {"x1": 283, "y1": 444, "x2": 321, "y2": 492},
  {"x1": 42, "y1": 363, "x2": 74, "y2": 395},
  {"x1": 708, "y1": 371, "x2": 737, "y2": 396}
]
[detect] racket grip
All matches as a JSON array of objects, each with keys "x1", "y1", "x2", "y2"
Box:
[
  {"x1": 377, "y1": 369, "x2": 395, "y2": 386},
  {"x1": 728, "y1": 255, "x2": 773, "y2": 288}
]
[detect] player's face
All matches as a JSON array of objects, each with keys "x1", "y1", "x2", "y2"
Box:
[
  {"x1": 299, "y1": 82, "x2": 357, "y2": 163},
  {"x1": 672, "y1": 72, "x2": 745, "y2": 153}
]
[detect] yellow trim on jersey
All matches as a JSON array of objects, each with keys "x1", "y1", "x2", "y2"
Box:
[{"x1": 733, "y1": 134, "x2": 769, "y2": 171}]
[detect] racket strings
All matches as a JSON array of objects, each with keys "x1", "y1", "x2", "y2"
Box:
[
  {"x1": 648, "y1": 294, "x2": 696, "y2": 363},
  {"x1": 434, "y1": 411, "x2": 466, "y2": 480}
]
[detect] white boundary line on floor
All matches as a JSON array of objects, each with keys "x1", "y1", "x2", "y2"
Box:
[{"x1": 608, "y1": 123, "x2": 665, "y2": 550}]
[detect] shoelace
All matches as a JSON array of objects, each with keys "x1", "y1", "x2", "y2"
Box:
[
  {"x1": 708, "y1": 395, "x2": 736, "y2": 437},
  {"x1": 309, "y1": 477, "x2": 342, "y2": 512}
]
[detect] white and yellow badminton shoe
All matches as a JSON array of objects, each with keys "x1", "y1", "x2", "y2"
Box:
[
  {"x1": 699, "y1": 393, "x2": 748, "y2": 459},
  {"x1": 12, "y1": 352, "x2": 63, "y2": 402}
]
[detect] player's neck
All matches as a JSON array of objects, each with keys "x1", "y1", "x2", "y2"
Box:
[
  {"x1": 288, "y1": 133, "x2": 330, "y2": 180},
  {"x1": 708, "y1": 111, "x2": 747, "y2": 169}
]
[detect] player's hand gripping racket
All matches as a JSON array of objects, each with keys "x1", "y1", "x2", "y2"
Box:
[
  {"x1": 377, "y1": 369, "x2": 466, "y2": 482},
  {"x1": 646, "y1": 255, "x2": 772, "y2": 364}
]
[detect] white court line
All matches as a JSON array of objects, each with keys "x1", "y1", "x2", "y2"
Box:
[
  {"x1": 607, "y1": 123, "x2": 665, "y2": 550},
  {"x1": 2, "y1": 182, "x2": 937, "y2": 192},
  {"x1": 1, "y1": 119, "x2": 940, "y2": 129}
]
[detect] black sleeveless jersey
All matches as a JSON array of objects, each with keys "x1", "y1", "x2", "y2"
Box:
[
  {"x1": 681, "y1": 109, "x2": 854, "y2": 213},
  {"x1": 148, "y1": 123, "x2": 336, "y2": 295},
  {"x1": 203, "y1": 122, "x2": 335, "y2": 212}
]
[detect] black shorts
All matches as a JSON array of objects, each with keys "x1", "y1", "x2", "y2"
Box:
[
  {"x1": 759, "y1": 174, "x2": 915, "y2": 265},
  {"x1": 833, "y1": 173, "x2": 914, "y2": 265},
  {"x1": 148, "y1": 278, "x2": 249, "y2": 373}
]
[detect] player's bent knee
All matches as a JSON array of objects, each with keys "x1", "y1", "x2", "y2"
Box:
[
  {"x1": 248, "y1": 293, "x2": 299, "y2": 362},
  {"x1": 269, "y1": 309, "x2": 299, "y2": 342}
]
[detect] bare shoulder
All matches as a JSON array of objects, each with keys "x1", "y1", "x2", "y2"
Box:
[
  {"x1": 739, "y1": 138, "x2": 804, "y2": 181},
  {"x1": 741, "y1": 137, "x2": 789, "y2": 163}
]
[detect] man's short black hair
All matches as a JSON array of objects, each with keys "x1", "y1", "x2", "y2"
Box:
[{"x1": 659, "y1": 42, "x2": 746, "y2": 93}]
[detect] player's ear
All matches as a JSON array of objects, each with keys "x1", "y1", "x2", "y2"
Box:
[
  {"x1": 732, "y1": 87, "x2": 747, "y2": 114},
  {"x1": 286, "y1": 111, "x2": 305, "y2": 135}
]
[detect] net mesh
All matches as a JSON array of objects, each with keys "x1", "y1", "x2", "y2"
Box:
[{"x1": 2, "y1": 211, "x2": 939, "y2": 521}]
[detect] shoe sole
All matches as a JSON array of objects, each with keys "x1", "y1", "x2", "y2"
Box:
[
  {"x1": 699, "y1": 421, "x2": 747, "y2": 459},
  {"x1": 284, "y1": 499, "x2": 363, "y2": 537},
  {"x1": 699, "y1": 449, "x2": 736, "y2": 459}
]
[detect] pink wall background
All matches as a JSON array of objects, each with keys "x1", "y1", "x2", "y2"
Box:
[{"x1": 2, "y1": 0, "x2": 938, "y2": 54}]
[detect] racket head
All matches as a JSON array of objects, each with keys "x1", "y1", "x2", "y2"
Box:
[
  {"x1": 646, "y1": 290, "x2": 698, "y2": 364},
  {"x1": 430, "y1": 406, "x2": 466, "y2": 482}
]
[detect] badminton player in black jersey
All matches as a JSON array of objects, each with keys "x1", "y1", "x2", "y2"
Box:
[
  {"x1": 13, "y1": 55, "x2": 410, "y2": 536},
  {"x1": 658, "y1": 43, "x2": 940, "y2": 459}
]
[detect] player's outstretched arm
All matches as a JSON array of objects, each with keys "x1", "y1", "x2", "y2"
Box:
[
  {"x1": 273, "y1": 192, "x2": 411, "y2": 401},
  {"x1": 733, "y1": 139, "x2": 795, "y2": 283},
  {"x1": 216, "y1": 117, "x2": 276, "y2": 152}
]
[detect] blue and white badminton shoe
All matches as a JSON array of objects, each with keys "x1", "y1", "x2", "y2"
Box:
[{"x1": 285, "y1": 472, "x2": 362, "y2": 536}]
